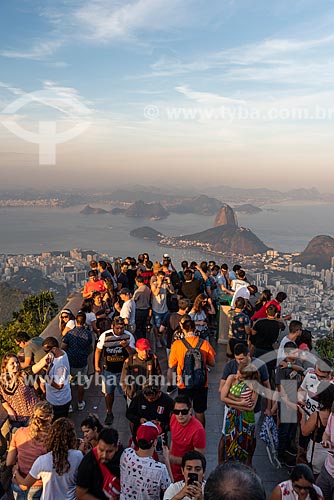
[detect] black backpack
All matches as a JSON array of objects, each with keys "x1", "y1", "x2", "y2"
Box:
[{"x1": 181, "y1": 338, "x2": 206, "y2": 389}]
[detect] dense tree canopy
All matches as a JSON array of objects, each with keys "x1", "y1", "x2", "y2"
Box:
[{"x1": 0, "y1": 291, "x2": 58, "y2": 357}]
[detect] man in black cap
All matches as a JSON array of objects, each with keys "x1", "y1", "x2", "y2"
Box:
[{"x1": 114, "y1": 288, "x2": 136, "y2": 333}]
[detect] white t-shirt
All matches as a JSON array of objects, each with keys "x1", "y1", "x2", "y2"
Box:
[
  {"x1": 276, "y1": 479, "x2": 323, "y2": 500},
  {"x1": 231, "y1": 279, "x2": 247, "y2": 292},
  {"x1": 120, "y1": 299, "x2": 136, "y2": 325},
  {"x1": 163, "y1": 480, "x2": 205, "y2": 500},
  {"x1": 65, "y1": 319, "x2": 75, "y2": 330},
  {"x1": 231, "y1": 285, "x2": 250, "y2": 309},
  {"x1": 120, "y1": 448, "x2": 170, "y2": 500},
  {"x1": 299, "y1": 368, "x2": 322, "y2": 416},
  {"x1": 85, "y1": 311, "x2": 96, "y2": 329},
  {"x1": 30, "y1": 449, "x2": 83, "y2": 500},
  {"x1": 45, "y1": 352, "x2": 71, "y2": 406},
  {"x1": 276, "y1": 336, "x2": 296, "y2": 365}
]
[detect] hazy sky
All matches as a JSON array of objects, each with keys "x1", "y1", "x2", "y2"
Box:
[{"x1": 0, "y1": 0, "x2": 333, "y2": 190}]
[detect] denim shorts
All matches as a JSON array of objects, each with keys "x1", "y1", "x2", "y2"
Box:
[
  {"x1": 12, "y1": 482, "x2": 42, "y2": 500},
  {"x1": 101, "y1": 371, "x2": 124, "y2": 396},
  {"x1": 152, "y1": 311, "x2": 169, "y2": 327}
]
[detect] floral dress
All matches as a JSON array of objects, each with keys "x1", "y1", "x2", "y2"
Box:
[
  {"x1": 278, "y1": 479, "x2": 323, "y2": 499},
  {"x1": 222, "y1": 380, "x2": 255, "y2": 463}
]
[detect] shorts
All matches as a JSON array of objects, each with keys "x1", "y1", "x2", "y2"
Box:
[
  {"x1": 152, "y1": 311, "x2": 169, "y2": 328},
  {"x1": 178, "y1": 387, "x2": 208, "y2": 413},
  {"x1": 70, "y1": 365, "x2": 88, "y2": 386},
  {"x1": 101, "y1": 371, "x2": 124, "y2": 396}
]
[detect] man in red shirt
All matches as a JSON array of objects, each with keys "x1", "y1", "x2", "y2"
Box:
[
  {"x1": 169, "y1": 396, "x2": 206, "y2": 482},
  {"x1": 82, "y1": 270, "x2": 107, "y2": 299}
]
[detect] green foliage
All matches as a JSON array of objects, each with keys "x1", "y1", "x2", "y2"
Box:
[
  {"x1": 0, "y1": 291, "x2": 58, "y2": 358},
  {"x1": 316, "y1": 335, "x2": 334, "y2": 366}
]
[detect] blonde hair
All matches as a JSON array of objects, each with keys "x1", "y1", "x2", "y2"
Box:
[{"x1": 29, "y1": 401, "x2": 53, "y2": 440}]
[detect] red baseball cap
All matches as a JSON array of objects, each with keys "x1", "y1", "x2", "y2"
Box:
[
  {"x1": 136, "y1": 338, "x2": 151, "y2": 350},
  {"x1": 136, "y1": 422, "x2": 162, "y2": 444}
]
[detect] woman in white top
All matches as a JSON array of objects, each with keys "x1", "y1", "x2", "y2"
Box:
[
  {"x1": 59, "y1": 309, "x2": 76, "y2": 337},
  {"x1": 270, "y1": 464, "x2": 323, "y2": 500},
  {"x1": 14, "y1": 418, "x2": 83, "y2": 500},
  {"x1": 80, "y1": 299, "x2": 98, "y2": 336}
]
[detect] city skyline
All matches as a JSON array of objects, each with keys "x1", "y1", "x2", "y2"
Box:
[{"x1": 1, "y1": 0, "x2": 334, "y2": 189}]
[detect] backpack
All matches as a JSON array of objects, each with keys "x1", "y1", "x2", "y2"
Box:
[{"x1": 181, "y1": 338, "x2": 206, "y2": 389}]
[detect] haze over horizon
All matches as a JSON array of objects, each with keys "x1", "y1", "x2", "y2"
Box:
[{"x1": 1, "y1": 0, "x2": 333, "y2": 190}]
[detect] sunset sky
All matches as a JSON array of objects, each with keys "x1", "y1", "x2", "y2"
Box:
[{"x1": 1, "y1": 0, "x2": 334, "y2": 190}]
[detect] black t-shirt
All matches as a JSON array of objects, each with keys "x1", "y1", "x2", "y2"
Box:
[
  {"x1": 180, "y1": 279, "x2": 201, "y2": 304},
  {"x1": 251, "y1": 318, "x2": 280, "y2": 350},
  {"x1": 117, "y1": 272, "x2": 129, "y2": 289},
  {"x1": 76, "y1": 446, "x2": 123, "y2": 500},
  {"x1": 126, "y1": 269, "x2": 137, "y2": 292},
  {"x1": 161, "y1": 312, "x2": 183, "y2": 348},
  {"x1": 126, "y1": 391, "x2": 174, "y2": 435}
]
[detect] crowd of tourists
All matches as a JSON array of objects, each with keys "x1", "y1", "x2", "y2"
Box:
[{"x1": 0, "y1": 252, "x2": 333, "y2": 499}]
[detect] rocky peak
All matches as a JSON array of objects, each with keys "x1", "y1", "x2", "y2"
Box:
[{"x1": 214, "y1": 204, "x2": 238, "y2": 227}]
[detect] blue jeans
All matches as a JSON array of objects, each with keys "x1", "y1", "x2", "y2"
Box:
[{"x1": 12, "y1": 483, "x2": 42, "y2": 500}]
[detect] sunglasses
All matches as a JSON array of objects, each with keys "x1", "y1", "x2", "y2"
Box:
[
  {"x1": 61, "y1": 315, "x2": 69, "y2": 319},
  {"x1": 293, "y1": 484, "x2": 312, "y2": 492},
  {"x1": 173, "y1": 408, "x2": 190, "y2": 415}
]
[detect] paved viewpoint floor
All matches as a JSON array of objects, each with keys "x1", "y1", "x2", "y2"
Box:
[{"x1": 71, "y1": 334, "x2": 288, "y2": 497}]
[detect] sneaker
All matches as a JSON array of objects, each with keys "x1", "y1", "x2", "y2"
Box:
[
  {"x1": 166, "y1": 385, "x2": 177, "y2": 395},
  {"x1": 105, "y1": 412, "x2": 114, "y2": 426},
  {"x1": 68, "y1": 404, "x2": 73, "y2": 413},
  {"x1": 78, "y1": 401, "x2": 86, "y2": 411}
]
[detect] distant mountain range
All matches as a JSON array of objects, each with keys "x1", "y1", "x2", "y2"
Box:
[
  {"x1": 130, "y1": 204, "x2": 269, "y2": 255},
  {"x1": 2, "y1": 185, "x2": 334, "y2": 207},
  {"x1": 167, "y1": 195, "x2": 222, "y2": 215},
  {"x1": 126, "y1": 201, "x2": 168, "y2": 219},
  {"x1": 80, "y1": 201, "x2": 169, "y2": 219}
]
